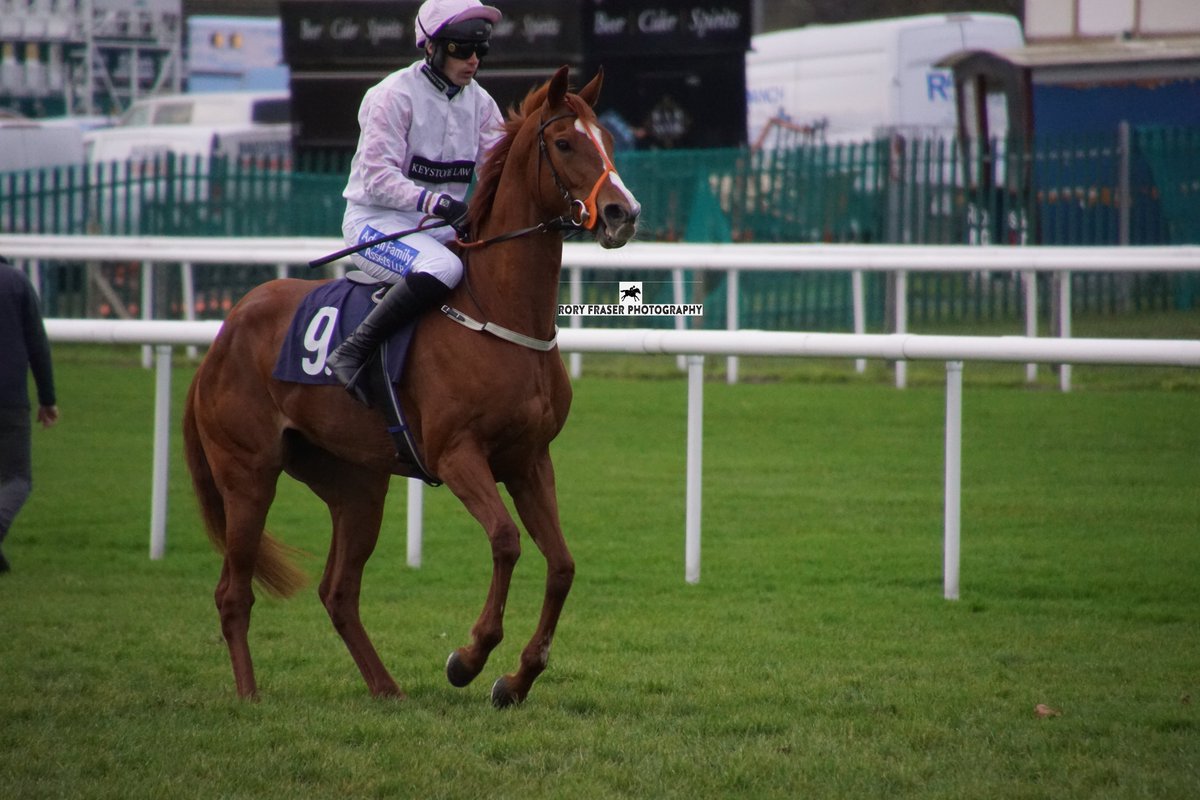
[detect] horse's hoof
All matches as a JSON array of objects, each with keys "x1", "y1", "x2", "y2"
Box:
[
  {"x1": 490, "y1": 675, "x2": 524, "y2": 709},
  {"x1": 445, "y1": 650, "x2": 478, "y2": 688}
]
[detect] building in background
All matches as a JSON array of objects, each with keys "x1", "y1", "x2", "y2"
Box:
[
  {"x1": 582, "y1": 0, "x2": 750, "y2": 150},
  {"x1": 1, "y1": 4, "x2": 293, "y2": 117},
  {"x1": 938, "y1": 0, "x2": 1200, "y2": 246},
  {"x1": 942, "y1": 0, "x2": 1200, "y2": 142},
  {"x1": 186, "y1": 15, "x2": 287, "y2": 92},
  {"x1": 0, "y1": 0, "x2": 183, "y2": 118}
]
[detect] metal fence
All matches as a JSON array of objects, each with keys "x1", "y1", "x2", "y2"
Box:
[{"x1": 3, "y1": 127, "x2": 1198, "y2": 324}]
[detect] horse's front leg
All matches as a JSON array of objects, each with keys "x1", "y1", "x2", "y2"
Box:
[
  {"x1": 491, "y1": 453, "x2": 574, "y2": 708},
  {"x1": 438, "y1": 447, "x2": 522, "y2": 693}
]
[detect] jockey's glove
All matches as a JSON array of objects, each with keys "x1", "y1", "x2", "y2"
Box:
[{"x1": 431, "y1": 194, "x2": 470, "y2": 235}]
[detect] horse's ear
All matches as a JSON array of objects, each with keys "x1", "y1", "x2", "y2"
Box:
[
  {"x1": 547, "y1": 65, "x2": 570, "y2": 108},
  {"x1": 577, "y1": 67, "x2": 603, "y2": 108}
]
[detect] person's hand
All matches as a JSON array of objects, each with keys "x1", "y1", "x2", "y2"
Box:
[
  {"x1": 37, "y1": 404, "x2": 58, "y2": 429},
  {"x1": 431, "y1": 194, "x2": 470, "y2": 236}
]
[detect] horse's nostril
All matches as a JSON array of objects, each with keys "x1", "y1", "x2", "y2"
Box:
[{"x1": 603, "y1": 203, "x2": 630, "y2": 225}]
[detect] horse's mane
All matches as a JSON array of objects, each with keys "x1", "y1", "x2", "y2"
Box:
[
  {"x1": 467, "y1": 77, "x2": 597, "y2": 231},
  {"x1": 467, "y1": 83, "x2": 547, "y2": 230}
]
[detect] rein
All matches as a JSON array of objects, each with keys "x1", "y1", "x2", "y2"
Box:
[
  {"x1": 307, "y1": 218, "x2": 451, "y2": 269},
  {"x1": 454, "y1": 215, "x2": 577, "y2": 250},
  {"x1": 307, "y1": 214, "x2": 571, "y2": 270}
]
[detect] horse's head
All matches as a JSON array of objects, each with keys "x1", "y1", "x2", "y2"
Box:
[{"x1": 529, "y1": 66, "x2": 641, "y2": 249}]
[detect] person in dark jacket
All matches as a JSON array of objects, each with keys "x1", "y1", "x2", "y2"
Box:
[{"x1": 0, "y1": 255, "x2": 59, "y2": 574}]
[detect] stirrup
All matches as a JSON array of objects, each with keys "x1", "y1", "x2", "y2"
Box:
[{"x1": 334, "y1": 350, "x2": 379, "y2": 407}]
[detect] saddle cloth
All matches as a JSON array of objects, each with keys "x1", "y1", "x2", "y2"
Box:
[{"x1": 272, "y1": 279, "x2": 416, "y2": 386}]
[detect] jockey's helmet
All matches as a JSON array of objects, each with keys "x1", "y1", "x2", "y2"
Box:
[{"x1": 416, "y1": 0, "x2": 502, "y2": 48}]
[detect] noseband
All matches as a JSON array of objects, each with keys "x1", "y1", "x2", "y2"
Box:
[{"x1": 536, "y1": 96, "x2": 619, "y2": 231}]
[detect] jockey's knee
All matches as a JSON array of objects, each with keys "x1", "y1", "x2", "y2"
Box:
[
  {"x1": 344, "y1": 226, "x2": 463, "y2": 287},
  {"x1": 411, "y1": 246, "x2": 463, "y2": 288}
]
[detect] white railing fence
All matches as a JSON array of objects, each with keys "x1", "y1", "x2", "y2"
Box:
[
  {"x1": 44, "y1": 318, "x2": 1200, "y2": 600},
  {"x1": 7, "y1": 235, "x2": 1200, "y2": 392}
]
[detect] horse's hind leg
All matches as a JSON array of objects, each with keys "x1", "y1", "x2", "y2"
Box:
[
  {"x1": 490, "y1": 454, "x2": 574, "y2": 708},
  {"x1": 215, "y1": 487, "x2": 278, "y2": 698},
  {"x1": 283, "y1": 435, "x2": 400, "y2": 697},
  {"x1": 320, "y1": 483, "x2": 401, "y2": 697}
]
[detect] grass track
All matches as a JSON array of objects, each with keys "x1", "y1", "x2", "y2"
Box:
[{"x1": 2, "y1": 336, "x2": 1198, "y2": 799}]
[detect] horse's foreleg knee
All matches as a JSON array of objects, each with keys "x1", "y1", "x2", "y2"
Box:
[
  {"x1": 476, "y1": 518, "x2": 521, "y2": 644},
  {"x1": 547, "y1": 556, "x2": 575, "y2": 600}
]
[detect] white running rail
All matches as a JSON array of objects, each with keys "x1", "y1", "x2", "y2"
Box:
[{"x1": 44, "y1": 318, "x2": 1200, "y2": 599}]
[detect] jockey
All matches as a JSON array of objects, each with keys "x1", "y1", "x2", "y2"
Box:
[{"x1": 326, "y1": 0, "x2": 505, "y2": 402}]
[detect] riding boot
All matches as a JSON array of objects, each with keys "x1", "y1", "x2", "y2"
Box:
[{"x1": 326, "y1": 271, "x2": 451, "y2": 403}]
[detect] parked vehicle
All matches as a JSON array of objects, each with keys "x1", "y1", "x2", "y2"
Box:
[
  {"x1": 81, "y1": 91, "x2": 293, "y2": 234},
  {"x1": 745, "y1": 13, "x2": 1024, "y2": 148},
  {"x1": 0, "y1": 117, "x2": 85, "y2": 173},
  {"x1": 82, "y1": 90, "x2": 292, "y2": 164},
  {"x1": 0, "y1": 117, "x2": 90, "y2": 233}
]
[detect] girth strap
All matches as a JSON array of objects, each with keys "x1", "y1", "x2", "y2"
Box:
[{"x1": 440, "y1": 305, "x2": 558, "y2": 351}]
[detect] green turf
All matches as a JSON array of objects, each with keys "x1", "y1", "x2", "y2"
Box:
[{"x1": 2, "y1": 336, "x2": 1197, "y2": 799}]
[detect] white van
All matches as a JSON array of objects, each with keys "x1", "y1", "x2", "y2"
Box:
[
  {"x1": 81, "y1": 91, "x2": 292, "y2": 233},
  {"x1": 0, "y1": 117, "x2": 85, "y2": 173},
  {"x1": 83, "y1": 90, "x2": 292, "y2": 164},
  {"x1": 0, "y1": 118, "x2": 90, "y2": 232},
  {"x1": 746, "y1": 13, "x2": 1024, "y2": 147}
]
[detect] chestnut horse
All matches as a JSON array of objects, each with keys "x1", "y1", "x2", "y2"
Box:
[{"x1": 182, "y1": 66, "x2": 640, "y2": 707}]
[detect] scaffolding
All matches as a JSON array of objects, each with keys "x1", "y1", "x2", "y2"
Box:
[{"x1": 0, "y1": 0, "x2": 182, "y2": 118}]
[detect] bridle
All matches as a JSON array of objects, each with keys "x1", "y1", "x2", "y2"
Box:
[
  {"x1": 457, "y1": 95, "x2": 619, "y2": 249},
  {"x1": 441, "y1": 95, "x2": 624, "y2": 350},
  {"x1": 535, "y1": 95, "x2": 619, "y2": 233}
]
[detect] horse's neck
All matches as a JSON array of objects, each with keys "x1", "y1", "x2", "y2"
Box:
[{"x1": 469, "y1": 194, "x2": 563, "y2": 340}]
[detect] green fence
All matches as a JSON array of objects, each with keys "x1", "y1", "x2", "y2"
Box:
[{"x1": 3, "y1": 128, "x2": 1198, "y2": 323}]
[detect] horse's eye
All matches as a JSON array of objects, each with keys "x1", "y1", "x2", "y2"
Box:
[{"x1": 554, "y1": 139, "x2": 570, "y2": 152}]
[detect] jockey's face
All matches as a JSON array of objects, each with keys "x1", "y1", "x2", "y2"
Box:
[
  {"x1": 443, "y1": 49, "x2": 480, "y2": 87},
  {"x1": 426, "y1": 42, "x2": 482, "y2": 88}
]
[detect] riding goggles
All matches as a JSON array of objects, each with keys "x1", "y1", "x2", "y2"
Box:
[{"x1": 444, "y1": 39, "x2": 490, "y2": 60}]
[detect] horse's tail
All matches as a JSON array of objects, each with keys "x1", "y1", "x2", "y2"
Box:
[{"x1": 183, "y1": 377, "x2": 307, "y2": 599}]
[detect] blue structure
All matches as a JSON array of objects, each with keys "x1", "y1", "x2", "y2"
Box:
[
  {"x1": 940, "y1": 37, "x2": 1200, "y2": 245},
  {"x1": 187, "y1": 16, "x2": 289, "y2": 93}
]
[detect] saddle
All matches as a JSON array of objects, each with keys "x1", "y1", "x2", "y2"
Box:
[{"x1": 272, "y1": 274, "x2": 441, "y2": 485}]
